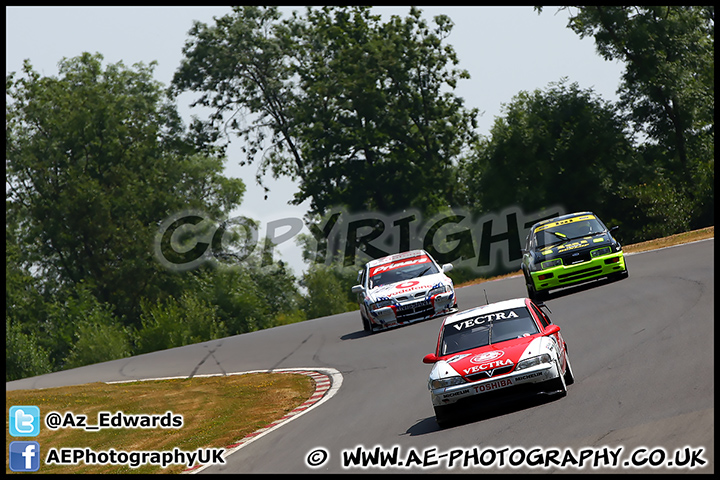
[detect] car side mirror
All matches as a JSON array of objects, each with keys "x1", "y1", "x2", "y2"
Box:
[
  {"x1": 351, "y1": 285, "x2": 363, "y2": 294},
  {"x1": 442, "y1": 263, "x2": 453, "y2": 273},
  {"x1": 423, "y1": 353, "x2": 440, "y2": 364},
  {"x1": 544, "y1": 324, "x2": 560, "y2": 336},
  {"x1": 610, "y1": 225, "x2": 619, "y2": 233}
]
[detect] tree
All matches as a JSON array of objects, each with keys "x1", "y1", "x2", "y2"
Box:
[
  {"x1": 300, "y1": 265, "x2": 358, "y2": 320},
  {"x1": 6, "y1": 227, "x2": 53, "y2": 380},
  {"x1": 59, "y1": 284, "x2": 133, "y2": 370},
  {"x1": 171, "y1": 6, "x2": 478, "y2": 217},
  {"x1": 196, "y1": 260, "x2": 306, "y2": 334},
  {"x1": 538, "y1": 6, "x2": 714, "y2": 229},
  {"x1": 6, "y1": 53, "x2": 311, "y2": 379},
  {"x1": 134, "y1": 291, "x2": 225, "y2": 355},
  {"x1": 6, "y1": 319, "x2": 52, "y2": 382},
  {"x1": 6, "y1": 53, "x2": 246, "y2": 327},
  {"x1": 458, "y1": 80, "x2": 641, "y2": 233}
]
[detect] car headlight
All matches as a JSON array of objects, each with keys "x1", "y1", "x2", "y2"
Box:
[
  {"x1": 428, "y1": 285, "x2": 449, "y2": 296},
  {"x1": 515, "y1": 353, "x2": 552, "y2": 371},
  {"x1": 430, "y1": 376, "x2": 466, "y2": 389},
  {"x1": 591, "y1": 246, "x2": 612, "y2": 257},
  {"x1": 541, "y1": 259, "x2": 562, "y2": 269},
  {"x1": 370, "y1": 298, "x2": 394, "y2": 310}
]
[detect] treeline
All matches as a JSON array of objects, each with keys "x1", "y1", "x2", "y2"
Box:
[{"x1": 6, "y1": 6, "x2": 713, "y2": 381}]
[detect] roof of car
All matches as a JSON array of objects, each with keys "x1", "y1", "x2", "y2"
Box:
[
  {"x1": 365, "y1": 249, "x2": 429, "y2": 268},
  {"x1": 443, "y1": 298, "x2": 528, "y2": 326}
]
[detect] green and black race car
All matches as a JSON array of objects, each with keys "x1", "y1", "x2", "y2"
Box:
[{"x1": 521, "y1": 211, "x2": 628, "y2": 301}]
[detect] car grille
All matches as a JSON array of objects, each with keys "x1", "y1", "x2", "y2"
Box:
[
  {"x1": 395, "y1": 299, "x2": 433, "y2": 321},
  {"x1": 465, "y1": 365, "x2": 515, "y2": 382},
  {"x1": 566, "y1": 251, "x2": 592, "y2": 264},
  {"x1": 394, "y1": 291, "x2": 427, "y2": 302},
  {"x1": 558, "y1": 265, "x2": 602, "y2": 283}
]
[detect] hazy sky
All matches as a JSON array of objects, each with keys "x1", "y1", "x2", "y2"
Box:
[{"x1": 6, "y1": 6, "x2": 625, "y2": 274}]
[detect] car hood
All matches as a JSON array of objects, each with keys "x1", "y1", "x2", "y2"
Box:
[
  {"x1": 432, "y1": 336, "x2": 546, "y2": 380},
  {"x1": 366, "y1": 273, "x2": 451, "y2": 302},
  {"x1": 537, "y1": 232, "x2": 615, "y2": 261}
]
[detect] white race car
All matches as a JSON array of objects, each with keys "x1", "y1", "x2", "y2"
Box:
[
  {"x1": 422, "y1": 297, "x2": 574, "y2": 427},
  {"x1": 352, "y1": 250, "x2": 457, "y2": 333}
]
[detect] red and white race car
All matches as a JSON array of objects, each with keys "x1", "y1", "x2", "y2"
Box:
[
  {"x1": 422, "y1": 297, "x2": 574, "y2": 427},
  {"x1": 352, "y1": 250, "x2": 457, "y2": 333}
]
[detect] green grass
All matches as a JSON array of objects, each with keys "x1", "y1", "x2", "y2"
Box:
[
  {"x1": 6, "y1": 226, "x2": 713, "y2": 474},
  {"x1": 6, "y1": 373, "x2": 314, "y2": 474}
]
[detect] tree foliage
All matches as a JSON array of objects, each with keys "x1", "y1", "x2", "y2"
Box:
[
  {"x1": 538, "y1": 6, "x2": 714, "y2": 231},
  {"x1": 458, "y1": 81, "x2": 639, "y2": 228},
  {"x1": 5, "y1": 53, "x2": 304, "y2": 380},
  {"x1": 300, "y1": 265, "x2": 358, "y2": 320},
  {"x1": 6, "y1": 53, "x2": 246, "y2": 325},
  {"x1": 172, "y1": 6, "x2": 478, "y2": 217},
  {"x1": 134, "y1": 291, "x2": 225, "y2": 355}
]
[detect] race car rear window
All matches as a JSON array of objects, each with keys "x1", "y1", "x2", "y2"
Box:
[{"x1": 441, "y1": 308, "x2": 539, "y2": 355}]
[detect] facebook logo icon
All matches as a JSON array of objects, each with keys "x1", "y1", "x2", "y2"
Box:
[
  {"x1": 9, "y1": 441, "x2": 41, "y2": 472},
  {"x1": 9, "y1": 405, "x2": 40, "y2": 436}
]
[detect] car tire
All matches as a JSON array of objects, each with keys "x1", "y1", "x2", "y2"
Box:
[
  {"x1": 433, "y1": 405, "x2": 455, "y2": 429},
  {"x1": 361, "y1": 312, "x2": 372, "y2": 332},
  {"x1": 548, "y1": 360, "x2": 568, "y2": 397},
  {"x1": 564, "y1": 350, "x2": 575, "y2": 386},
  {"x1": 525, "y1": 275, "x2": 547, "y2": 302},
  {"x1": 523, "y1": 270, "x2": 535, "y2": 299}
]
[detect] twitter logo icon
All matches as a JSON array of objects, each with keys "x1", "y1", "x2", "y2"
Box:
[{"x1": 9, "y1": 406, "x2": 40, "y2": 437}]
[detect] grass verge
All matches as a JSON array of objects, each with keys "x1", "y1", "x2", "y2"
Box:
[{"x1": 6, "y1": 373, "x2": 314, "y2": 474}]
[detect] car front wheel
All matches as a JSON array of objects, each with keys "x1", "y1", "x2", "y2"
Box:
[
  {"x1": 525, "y1": 271, "x2": 547, "y2": 302},
  {"x1": 361, "y1": 311, "x2": 372, "y2": 332},
  {"x1": 433, "y1": 405, "x2": 456, "y2": 429},
  {"x1": 564, "y1": 350, "x2": 575, "y2": 386},
  {"x1": 547, "y1": 360, "x2": 568, "y2": 397}
]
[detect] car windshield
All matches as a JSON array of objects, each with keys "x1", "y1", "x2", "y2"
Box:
[
  {"x1": 534, "y1": 217, "x2": 605, "y2": 248},
  {"x1": 440, "y1": 307, "x2": 539, "y2": 356},
  {"x1": 368, "y1": 255, "x2": 439, "y2": 288}
]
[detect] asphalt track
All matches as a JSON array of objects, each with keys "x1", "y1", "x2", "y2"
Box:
[{"x1": 7, "y1": 239, "x2": 714, "y2": 473}]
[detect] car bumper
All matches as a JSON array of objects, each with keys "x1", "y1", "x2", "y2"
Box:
[
  {"x1": 531, "y1": 252, "x2": 626, "y2": 292},
  {"x1": 429, "y1": 361, "x2": 560, "y2": 407},
  {"x1": 369, "y1": 292, "x2": 455, "y2": 330}
]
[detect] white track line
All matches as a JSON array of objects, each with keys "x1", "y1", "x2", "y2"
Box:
[{"x1": 106, "y1": 367, "x2": 343, "y2": 474}]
